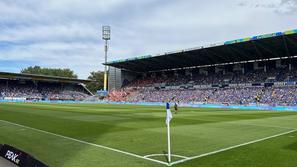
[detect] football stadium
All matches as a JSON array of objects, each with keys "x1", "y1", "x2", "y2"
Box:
[
  {"x1": 1, "y1": 1, "x2": 297, "y2": 166},
  {"x1": 1, "y1": 28, "x2": 297, "y2": 167}
]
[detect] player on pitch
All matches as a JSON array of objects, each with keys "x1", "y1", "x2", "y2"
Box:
[{"x1": 174, "y1": 101, "x2": 179, "y2": 114}]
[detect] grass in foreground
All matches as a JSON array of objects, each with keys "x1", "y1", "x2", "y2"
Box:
[{"x1": 0, "y1": 102, "x2": 297, "y2": 167}]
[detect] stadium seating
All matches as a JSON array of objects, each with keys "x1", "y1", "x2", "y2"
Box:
[
  {"x1": 106, "y1": 68, "x2": 297, "y2": 106},
  {"x1": 0, "y1": 80, "x2": 90, "y2": 101}
]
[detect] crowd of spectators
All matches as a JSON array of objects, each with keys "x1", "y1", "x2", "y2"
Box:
[
  {"x1": 107, "y1": 86, "x2": 297, "y2": 106},
  {"x1": 0, "y1": 80, "x2": 90, "y2": 101},
  {"x1": 126, "y1": 68, "x2": 297, "y2": 88},
  {"x1": 260, "y1": 87, "x2": 297, "y2": 106},
  {"x1": 106, "y1": 68, "x2": 297, "y2": 106}
]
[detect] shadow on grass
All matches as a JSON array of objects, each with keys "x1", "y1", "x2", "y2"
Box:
[
  {"x1": 284, "y1": 140, "x2": 297, "y2": 152},
  {"x1": 163, "y1": 150, "x2": 168, "y2": 163},
  {"x1": 0, "y1": 103, "x2": 160, "y2": 167}
]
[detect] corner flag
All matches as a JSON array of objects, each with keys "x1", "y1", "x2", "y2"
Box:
[
  {"x1": 165, "y1": 102, "x2": 173, "y2": 164},
  {"x1": 166, "y1": 102, "x2": 173, "y2": 125}
]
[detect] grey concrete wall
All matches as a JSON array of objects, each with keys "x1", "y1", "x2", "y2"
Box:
[
  {"x1": 108, "y1": 66, "x2": 122, "y2": 91},
  {"x1": 108, "y1": 67, "x2": 139, "y2": 91}
]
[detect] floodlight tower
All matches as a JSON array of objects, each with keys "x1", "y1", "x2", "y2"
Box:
[{"x1": 102, "y1": 26, "x2": 111, "y2": 91}]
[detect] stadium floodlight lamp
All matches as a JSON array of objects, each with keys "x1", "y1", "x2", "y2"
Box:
[{"x1": 102, "y1": 26, "x2": 111, "y2": 40}]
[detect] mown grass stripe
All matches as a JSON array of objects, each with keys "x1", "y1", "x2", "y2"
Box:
[
  {"x1": 0, "y1": 120, "x2": 169, "y2": 166},
  {"x1": 171, "y1": 129, "x2": 297, "y2": 166}
]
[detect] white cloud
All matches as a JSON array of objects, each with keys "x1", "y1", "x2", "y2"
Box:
[
  {"x1": 238, "y1": 0, "x2": 297, "y2": 13},
  {"x1": 0, "y1": 23, "x2": 99, "y2": 42}
]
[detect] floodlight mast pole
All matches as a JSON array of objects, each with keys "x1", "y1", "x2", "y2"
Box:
[
  {"x1": 102, "y1": 26, "x2": 111, "y2": 91},
  {"x1": 104, "y1": 40, "x2": 108, "y2": 91}
]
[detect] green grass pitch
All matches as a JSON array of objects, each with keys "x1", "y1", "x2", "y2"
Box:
[{"x1": 1, "y1": 102, "x2": 297, "y2": 167}]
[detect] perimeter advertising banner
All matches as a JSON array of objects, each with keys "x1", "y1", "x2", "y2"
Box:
[{"x1": 0, "y1": 144, "x2": 49, "y2": 167}]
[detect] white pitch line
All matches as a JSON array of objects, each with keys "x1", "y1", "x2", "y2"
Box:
[
  {"x1": 226, "y1": 122, "x2": 296, "y2": 130},
  {"x1": 273, "y1": 118, "x2": 297, "y2": 121},
  {"x1": 0, "y1": 120, "x2": 169, "y2": 166},
  {"x1": 170, "y1": 129, "x2": 297, "y2": 166},
  {"x1": 144, "y1": 154, "x2": 189, "y2": 159}
]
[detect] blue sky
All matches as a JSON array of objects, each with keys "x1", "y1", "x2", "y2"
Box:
[{"x1": 0, "y1": 0, "x2": 296, "y2": 78}]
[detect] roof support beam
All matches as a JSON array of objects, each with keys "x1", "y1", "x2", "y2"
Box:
[
  {"x1": 226, "y1": 45, "x2": 252, "y2": 61},
  {"x1": 285, "y1": 36, "x2": 297, "y2": 65},
  {"x1": 286, "y1": 35, "x2": 297, "y2": 48},
  {"x1": 253, "y1": 40, "x2": 280, "y2": 58},
  {"x1": 182, "y1": 52, "x2": 201, "y2": 67},
  {"x1": 184, "y1": 51, "x2": 210, "y2": 65},
  {"x1": 177, "y1": 57, "x2": 194, "y2": 67},
  {"x1": 206, "y1": 48, "x2": 230, "y2": 63},
  {"x1": 148, "y1": 58, "x2": 173, "y2": 70},
  {"x1": 223, "y1": 45, "x2": 240, "y2": 62},
  {"x1": 282, "y1": 35, "x2": 291, "y2": 57},
  {"x1": 201, "y1": 49, "x2": 222, "y2": 64},
  {"x1": 124, "y1": 61, "x2": 148, "y2": 72},
  {"x1": 157, "y1": 54, "x2": 194, "y2": 69},
  {"x1": 251, "y1": 41, "x2": 264, "y2": 60},
  {"x1": 129, "y1": 60, "x2": 148, "y2": 68},
  {"x1": 140, "y1": 59, "x2": 163, "y2": 69}
]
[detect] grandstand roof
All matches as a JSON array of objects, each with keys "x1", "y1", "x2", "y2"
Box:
[
  {"x1": 105, "y1": 29, "x2": 297, "y2": 72},
  {"x1": 0, "y1": 72, "x2": 91, "y2": 84}
]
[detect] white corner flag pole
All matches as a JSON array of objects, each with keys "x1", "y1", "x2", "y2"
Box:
[
  {"x1": 167, "y1": 119, "x2": 171, "y2": 164},
  {"x1": 166, "y1": 102, "x2": 173, "y2": 165}
]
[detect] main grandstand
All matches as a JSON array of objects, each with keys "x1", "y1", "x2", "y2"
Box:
[
  {"x1": 105, "y1": 29, "x2": 297, "y2": 107},
  {"x1": 0, "y1": 72, "x2": 92, "y2": 101}
]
